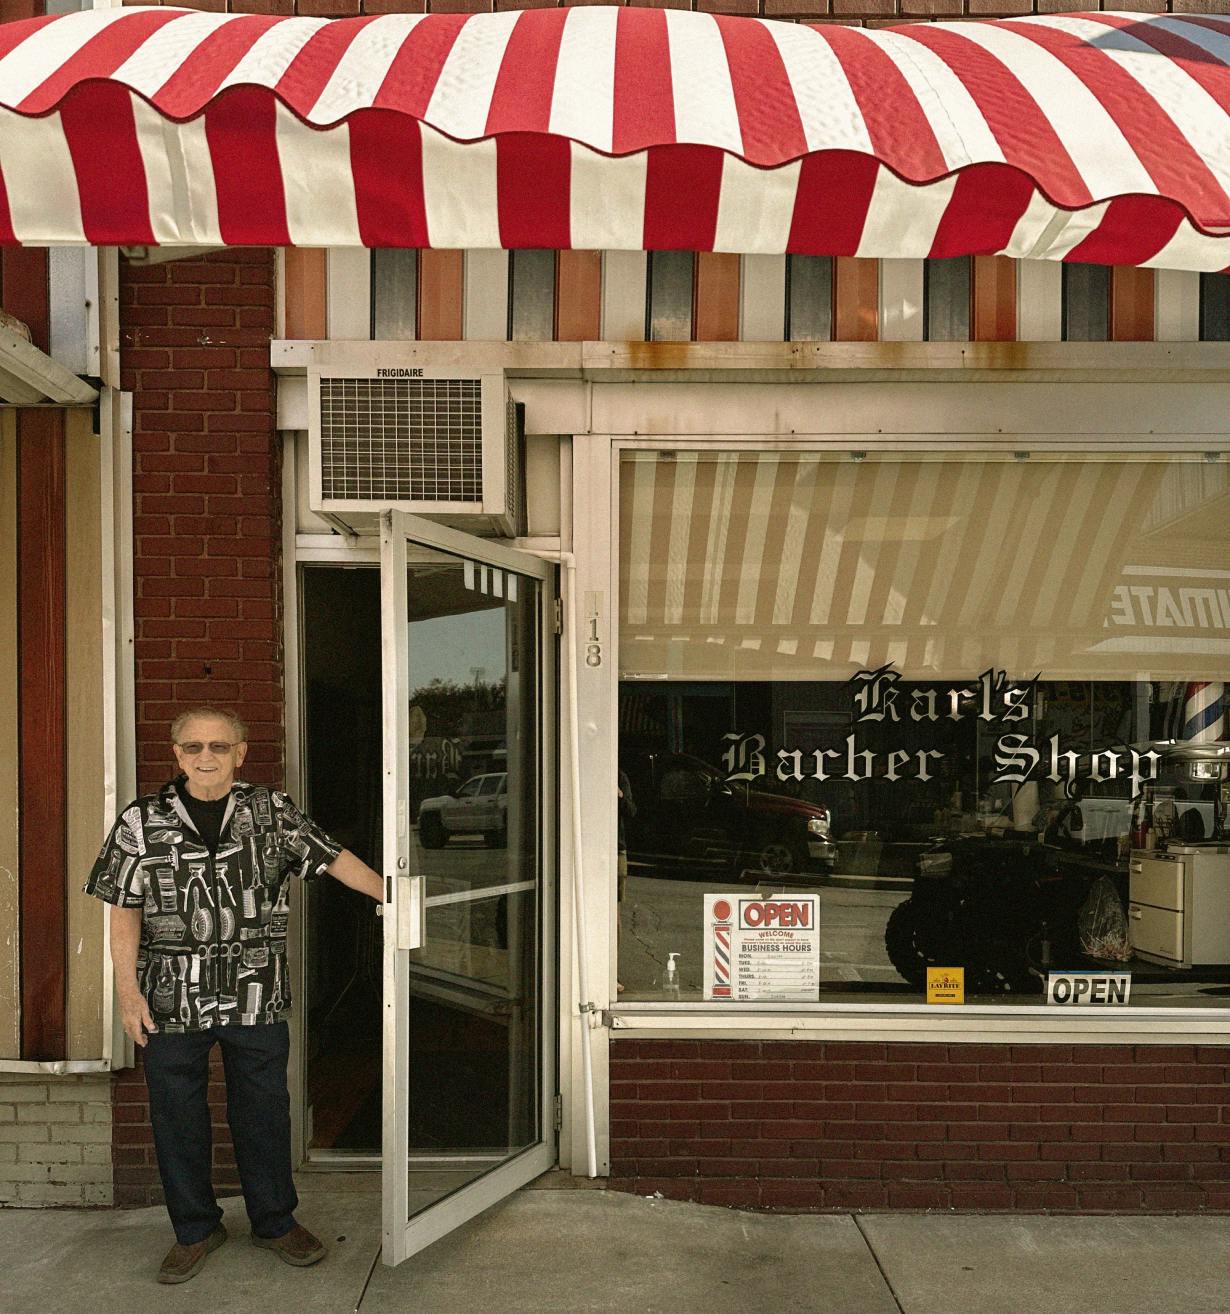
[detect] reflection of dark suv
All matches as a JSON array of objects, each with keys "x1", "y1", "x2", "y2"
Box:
[{"x1": 622, "y1": 753, "x2": 836, "y2": 879}]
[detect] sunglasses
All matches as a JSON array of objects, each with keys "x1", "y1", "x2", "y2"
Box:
[{"x1": 177, "y1": 742, "x2": 238, "y2": 757}]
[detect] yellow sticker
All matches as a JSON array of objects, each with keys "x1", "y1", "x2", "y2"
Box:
[{"x1": 926, "y1": 967, "x2": 965, "y2": 1004}]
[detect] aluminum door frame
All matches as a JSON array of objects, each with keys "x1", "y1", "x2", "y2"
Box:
[{"x1": 380, "y1": 510, "x2": 557, "y2": 1267}]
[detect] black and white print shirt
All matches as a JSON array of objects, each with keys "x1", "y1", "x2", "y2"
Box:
[{"x1": 84, "y1": 779, "x2": 343, "y2": 1032}]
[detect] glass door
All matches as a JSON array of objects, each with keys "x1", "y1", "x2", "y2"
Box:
[{"x1": 380, "y1": 511, "x2": 556, "y2": 1266}]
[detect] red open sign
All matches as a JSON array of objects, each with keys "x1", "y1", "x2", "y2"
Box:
[{"x1": 740, "y1": 900, "x2": 812, "y2": 929}]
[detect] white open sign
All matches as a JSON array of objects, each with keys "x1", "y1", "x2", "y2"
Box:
[{"x1": 1046, "y1": 972, "x2": 1132, "y2": 1006}]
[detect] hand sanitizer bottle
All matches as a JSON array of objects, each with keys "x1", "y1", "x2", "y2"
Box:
[{"x1": 664, "y1": 952, "x2": 681, "y2": 998}]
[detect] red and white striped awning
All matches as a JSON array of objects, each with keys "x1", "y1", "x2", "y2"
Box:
[{"x1": 1, "y1": 6, "x2": 1229, "y2": 269}]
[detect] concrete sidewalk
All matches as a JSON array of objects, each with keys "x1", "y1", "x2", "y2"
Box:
[{"x1": 1, "y1": 1174, "x2": 1228, "y2": 1314}]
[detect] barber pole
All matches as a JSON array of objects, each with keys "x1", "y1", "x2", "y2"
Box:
[
  {"x1": 712, "y1": 901, "x2": 732, "y2": 1000},
  {"x1": 1182, "y1": 683, "x2": 1225, "y2": 743}
]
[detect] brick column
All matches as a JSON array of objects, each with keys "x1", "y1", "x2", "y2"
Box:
[{"x1": 114, "y1": 248, "x2": 281, "y2": 1208}]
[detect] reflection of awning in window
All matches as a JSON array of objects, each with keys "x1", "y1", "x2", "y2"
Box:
[
  {"x1": 1, "y1": 7, "x2": 1230, "y2": 267},
  {"x1": 618, "y1": 454, "x2": 1230, "y2": 681}
]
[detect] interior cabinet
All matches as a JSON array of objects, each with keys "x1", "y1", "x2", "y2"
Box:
[{"x1": 1129, "y1": 847, "x2": 1230, "y2": 969}]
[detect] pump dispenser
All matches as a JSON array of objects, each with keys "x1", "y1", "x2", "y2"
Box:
[{"x1": 664, "y1": 952, "x2": 680, "y2": 997}]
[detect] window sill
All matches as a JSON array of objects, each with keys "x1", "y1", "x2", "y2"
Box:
[
  {"x1": 0, "y1": 1059, "x2": 112, "y2": 1075},
  {"x1": 603, "y1": 1002, "x2": 1230, "y2": 1045}
]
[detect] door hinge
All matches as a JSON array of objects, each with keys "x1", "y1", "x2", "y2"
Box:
[
  {"x1": 552, "y1": 598, "x2": 562, "y2": 635},
  {"x1": 553, "y1": 1093, "x2": 563, "y2": 1132}
]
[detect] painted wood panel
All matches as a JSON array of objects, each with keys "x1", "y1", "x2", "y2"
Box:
[
  {"x1": 327, "y1": 248, "x2": 373, "y2": 340},
  {"x1": 1017, "y1": 260, "x2": 1062, "y2": 341},
  {"x1": 880, "y1": 259, "x2": 923, "y2": 342},
  {"x1": 1154, "y1": 269, "x2": 1200, "y2": 341},
  {"x1": 693, "y1": 252, "x2": 740, "y2": 342},
  {"x1": 834, "y1": 258, "x2": 878, "y2": 342},
  {"x1": 973, "y1": 256, "x2": 1016, "y2": 342},
  {"x1": 418, "y1": 249, "x2": 464, "y2": 341},
  {"x1": 0, "y1": 413, "x2": 18, "y2": 1060},
  {"x1": 556, "y1": 250, "x2": 601, "y2": 342},
  {"x1": 283, "y1": 247, "x2": 327, "y2": 341},
  {"x1": 1112, "y1": 266, "x2": 1156, "y2": 342},
  {"x1": 740, "y1": 255, "x2": 785, "y2": 343},
  {"x1": 464, "y1": 250, "x2": 509, "y2": 340},
  {"x1": 1, "y1": 248, "x2": 50, "y2": 353},
  {"x1": 602, "y1": 251, "x2": 647, "y2": 341},
  {"x1": 65, "y1": 410, "x2": 104, "y2": 1059},
  {"x1": 17, "y1": 407, "x2": 67, "y2": 1060}
]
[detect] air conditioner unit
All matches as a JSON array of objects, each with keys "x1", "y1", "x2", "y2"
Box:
[{"x1": 307, "y1": 366, "x2": 523, "y2": 536}]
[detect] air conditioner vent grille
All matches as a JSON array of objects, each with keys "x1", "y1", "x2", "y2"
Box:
[{"x1": 319, "y1": 377, "x2": 483, "y2": 503}]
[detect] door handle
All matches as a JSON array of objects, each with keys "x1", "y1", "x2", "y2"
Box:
[{"x1": 396, "y1": 874, "x2": 427, "y2": 951}]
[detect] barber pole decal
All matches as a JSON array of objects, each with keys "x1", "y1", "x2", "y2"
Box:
[{"x1": 712, "y1": 900, "x2": 732, "y2": 999}]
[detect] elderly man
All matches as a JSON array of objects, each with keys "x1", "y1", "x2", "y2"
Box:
[{"x1": 85, "y1": 707, "x2": 383, "y2": 1284}]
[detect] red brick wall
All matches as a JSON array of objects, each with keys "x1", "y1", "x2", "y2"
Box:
[
  {"x1": 610, "y1": 1040, "x2": 1230, "y2": 1212},
  {"x1": 113, "y1": 248, "x2": 281, "y2": 1208}
]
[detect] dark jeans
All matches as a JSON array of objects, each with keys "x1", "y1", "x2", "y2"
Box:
[{"x1": 143, "y1": 1021, "x2": 298, "y2": 1246}]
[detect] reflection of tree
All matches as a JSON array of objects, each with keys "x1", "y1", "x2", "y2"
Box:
[{"x1": 410, "y1": 677, "x2": 507, "y2": 737}]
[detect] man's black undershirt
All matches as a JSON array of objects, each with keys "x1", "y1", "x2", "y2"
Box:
[{"x1": 176, "y1": 780, "x2": 230, "y2": 855}]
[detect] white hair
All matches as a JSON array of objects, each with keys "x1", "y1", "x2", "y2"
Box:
[{"x1": 171, "y1": 707, "x2": 249, "y2": 745}]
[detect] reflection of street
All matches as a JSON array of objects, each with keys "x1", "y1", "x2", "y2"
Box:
[
  {"x1": 410, "y1": 831, "x2": 518, "y2": 893},
  {"x1": 618, "y1": 872, "x2": 909, "y2": 999},
  {"x1": 408, "y1": 829, "x2": 526, "y2": 992}
]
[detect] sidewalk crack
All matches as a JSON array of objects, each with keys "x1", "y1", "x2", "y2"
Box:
[
  {"x1": 353, "y1": 1241, "x2": 383, "y2": 1313},
  {"x1": 852, "y1": 1213, "x2": 906, "y2": 1314}
]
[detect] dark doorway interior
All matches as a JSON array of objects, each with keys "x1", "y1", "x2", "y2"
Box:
[
  {"x1": 299, "y1": 565, "x2": 529, "y2": 1157},
  {"x1": 300, "y1": 565, "x2": 383, "y2": 1153}
]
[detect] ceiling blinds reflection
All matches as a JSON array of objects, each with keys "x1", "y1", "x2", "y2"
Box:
[{"x1": 618, "y1": 454, "x2": 1230, "y2": 681}]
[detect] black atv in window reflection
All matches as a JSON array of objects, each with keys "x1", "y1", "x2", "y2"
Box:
[
  {"x1": 622, "y1": 752, "x2": 837, "y2": 880},
  {"x1": 883, "y1": 834, "x2": 1103, "y2": 994},
  {"x1": 883, "y1": 743, "x2": 1228, "y2": 994}
]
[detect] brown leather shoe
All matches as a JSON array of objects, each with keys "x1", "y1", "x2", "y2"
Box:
[
  {"x1": 251, "y1": 1223, "x2": 327, "y2": 1267},
  {"x1": 157, "y1": 1223, "x2": 227, "y2": 1284}
]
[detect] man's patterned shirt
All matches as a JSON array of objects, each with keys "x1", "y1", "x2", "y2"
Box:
[{"x1": 84, "y1": 779, "x2": 343, "y2": 1031}]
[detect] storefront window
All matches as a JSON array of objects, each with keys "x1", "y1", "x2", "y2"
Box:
[{"x1": 617, "y1": 453, "x2": 1230, "y2": 1008}]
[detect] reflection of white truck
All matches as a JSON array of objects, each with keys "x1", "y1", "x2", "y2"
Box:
[
  {"x1": 1058, "y1": 796, "x2": 1216, "y2": 849},
  {"x1": 418, "y1": 773, "x2": 507, "y2": 848}
]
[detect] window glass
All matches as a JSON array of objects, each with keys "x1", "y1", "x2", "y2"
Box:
[
  {"x1": 479, "y1": 774, "x2": 504, "y2": 795},
  {"x1": 510, "y1": 250, "x2": 556, "y2": 342},
  {"x1": 1200, "y1": 273, "x2": 1230, "y2": 342},
  {"x1": 925, "y1": 257, "x2": 971, "y2": 341},
  {"x1": 617, "y1": 453, "x2": 1230, "y2": 1010},
  {"x1": 456, "y1": 777, "x2": 481, "y2": 798},
  {"x1": 1063, "y1": 264, "x2": 1110, "y2": 341},
  {"x1": 786, "y1": 255, "x2": 833, "y2": 341},
  {"x1": 371, "y1": 249, "x2": 418, "y2": 340},
  {"x1": 648, "y1": 251, "x2": 695, "y2": 342}
]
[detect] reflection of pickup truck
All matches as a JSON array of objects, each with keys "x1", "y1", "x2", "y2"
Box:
[
  {"x1": 418, "y1": 773, "x2": 507, "y2": 848},
  {"x1": 623, "y1": 752, "x2": 836, "y2": 878}
]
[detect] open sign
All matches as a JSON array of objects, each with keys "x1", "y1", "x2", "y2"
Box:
[
  {"x1": 1046, "y1": 972, "x2": 1131, "y2": 1006},
  {"x1": 739, "y1": 900, "x2": 812, "y2": 929}
]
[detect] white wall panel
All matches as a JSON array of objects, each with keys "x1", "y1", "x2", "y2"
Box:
[
  {"x1": 601, "y1": 251, "x2": 647, "y2": 341},
  {"x1": 739, "y1": 255, "x2": 785, "y2": 342}
]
